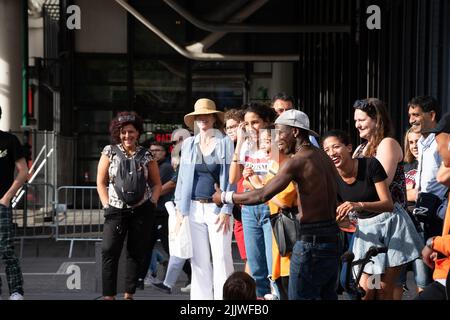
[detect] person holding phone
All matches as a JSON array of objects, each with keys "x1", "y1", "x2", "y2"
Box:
[{"x1": 229, "y1": 103, "x2": 276, "y2": 298}]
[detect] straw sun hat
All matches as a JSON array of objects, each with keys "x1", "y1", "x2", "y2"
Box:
[{"x1": 184, "y1": 98, "x2": 224, "y2": 130}]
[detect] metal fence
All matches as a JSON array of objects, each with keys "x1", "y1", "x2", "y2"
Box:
[
  {"x1": 54, "y1": 186, "x2": 104, "y2": 258},
  {"x1": 12, "y1": 183, "x2": 56, "y2": 257},
  {"x1": 8, "y1": 130, "x2": 98, "y2": 257}
]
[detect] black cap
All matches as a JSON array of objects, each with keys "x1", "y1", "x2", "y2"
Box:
[{"x1": 422, "y1": 112, "x2": 450, "y2": 135}]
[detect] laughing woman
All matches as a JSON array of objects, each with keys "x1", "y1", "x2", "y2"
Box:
[
  {"x1": 322, "y1": 130, "x2": 422, "y2": 300},
  {"x1": 97, "y1": 111, "x2": 162, "y2": 300}
]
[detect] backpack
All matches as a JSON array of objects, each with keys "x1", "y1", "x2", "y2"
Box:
[{"x1": 111, "y1": 145, "x2": 148, "y2": 206}]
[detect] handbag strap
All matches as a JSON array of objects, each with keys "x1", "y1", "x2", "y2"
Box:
[{"x1": 417, "y1": 146, "x2": 424, "y2": 193}]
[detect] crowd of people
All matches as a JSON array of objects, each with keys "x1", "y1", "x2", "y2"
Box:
[
  {"x1": 90, "y1": 94, "x2": 450, "y2": 301},
  {"x1": 3, "y1": 92, "x2": 448, "y2": 301}
]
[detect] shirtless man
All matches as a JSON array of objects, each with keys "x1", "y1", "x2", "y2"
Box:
[{"x1": 213, "y1": 109, "x2": 340, "y2": 300}]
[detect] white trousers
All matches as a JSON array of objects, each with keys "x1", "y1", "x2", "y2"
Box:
[{"x1": 188, "y1": 201, "x2": 234, "y2": 300}]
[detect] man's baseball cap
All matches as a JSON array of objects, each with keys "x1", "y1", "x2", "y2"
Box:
[
  {"x1": 275, "y1": 109, "x2": 319, "y2": 137},
  {"x1": 422, "y1": 112, "x2": 450, "y2": 135}
]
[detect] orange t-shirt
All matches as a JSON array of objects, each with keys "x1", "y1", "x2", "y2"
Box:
[
  {"x1": 432, "y1": 200, "x2": 450, "y2": 281},
  {"x1": 265, "y1": 160, "x2": 297, "y2": 279}
]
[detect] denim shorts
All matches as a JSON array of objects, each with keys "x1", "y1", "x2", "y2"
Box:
[{"x1": 352, "y1": 203, "x2": 423, "y2": 275}]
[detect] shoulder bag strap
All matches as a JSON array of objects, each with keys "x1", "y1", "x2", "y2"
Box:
[{"x1": 111, "y1": 144, "x2": 125, "y2": 160}]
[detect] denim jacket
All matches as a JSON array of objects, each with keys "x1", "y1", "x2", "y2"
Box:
[{"x1": 174, "y1": 133, "x2": 236, "y2": 216}]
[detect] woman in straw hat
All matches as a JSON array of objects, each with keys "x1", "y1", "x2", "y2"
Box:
[{"x1": 173, "y1": 98, "x2": 235, "y2": 300}]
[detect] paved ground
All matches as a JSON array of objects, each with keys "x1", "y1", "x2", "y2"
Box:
[{"x1": 0, "y1": 239, "x2": 418, "y2": 300}]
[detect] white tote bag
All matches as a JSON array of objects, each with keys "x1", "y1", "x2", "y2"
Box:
[{"x1": 165, "y1": 201, "x2": 193, "y2": 259}]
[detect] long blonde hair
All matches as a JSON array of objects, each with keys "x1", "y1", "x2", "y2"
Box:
[{"x1": 403, "y1": 128, "x2": 417, "y2": 164}]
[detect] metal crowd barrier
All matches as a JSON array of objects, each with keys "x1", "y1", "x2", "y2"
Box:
[
  {"x1": 55, "y1": 186, "x2": 104, "y2": 258},
  {"x1": 12, "y1": 183, "x2": 56, "y2": 257}
]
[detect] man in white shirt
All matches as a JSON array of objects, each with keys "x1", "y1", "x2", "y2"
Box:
[{"x1": 408, "y1": 96, "x2": 446, "y2": 240}]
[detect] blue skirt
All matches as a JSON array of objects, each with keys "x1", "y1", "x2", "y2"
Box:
[{"x1": 352, "y1": 203, "x2": 423, "y2": 275}]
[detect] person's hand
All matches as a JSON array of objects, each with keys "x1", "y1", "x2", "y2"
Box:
[
  {"x1": 336, "y1": 215, "x2": 351, "y2": 229},
  {"x1": 0, "y1": 197, "x2": 10, "y2": 207},
  {"x1": 213, "y1": 184, "x2": 223, "y2": 207},
  {"x1": 236, "y1": 122, "x2": 246, "y2": 145},
  {"x1": 150, "y1": 197, "x2": 158, "y2": 208},
  {"x1": 215, "y1": 213, "x2": 230, "y2": 234},
  {"x1": 242, "y1": 166, "x2": 254, "y2": 179},
  {"x1": 422, "y1": 246, "x2": 436, "y2": 269},
  {"x1": 336, "y1": 201, "x2": 362, "y2": 218}
]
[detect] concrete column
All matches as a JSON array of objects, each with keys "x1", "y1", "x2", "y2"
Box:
[
  {"x1": 0, "y1": 0, "x2": 23, "y2": 132},
  {"x1": 269, "y1": 62, "x2": 294, "y2": 100}
]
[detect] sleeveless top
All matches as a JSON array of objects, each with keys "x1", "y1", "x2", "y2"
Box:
[{"x1": 354, "y1": 141, "x2": 407, "y2": 209}]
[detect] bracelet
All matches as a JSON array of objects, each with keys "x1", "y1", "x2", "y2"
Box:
[
  {"x1": 224, "y1": 191, "x2": 234, "y2": 204},
  {"x1": 221, "y1": 191, "x2": 226, "y2": 204}
]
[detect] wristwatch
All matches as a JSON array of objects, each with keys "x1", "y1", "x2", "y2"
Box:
[{"x1": 426, "y1": 237, "x2": 435, "y2": 249}]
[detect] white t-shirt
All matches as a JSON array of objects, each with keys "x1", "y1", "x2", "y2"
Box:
[{"x1": 239, "y1": 140, "x2": 270, "y2": 185}]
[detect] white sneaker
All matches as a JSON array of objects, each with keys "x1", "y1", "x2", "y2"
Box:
[
  {"x1": 9, "y1": 292, "x2": 24, "y2": 300},
  {"x1": 180, "y1": 283, "x2": 191, "y2": 293},
  {"x1": 144, "y1": 274, "x2": 162, "y2": 286},
  {"x1": 263, "y1": 293, "x2": 279, "y2": 300}
]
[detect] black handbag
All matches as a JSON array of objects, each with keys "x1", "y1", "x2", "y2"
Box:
[
  {"x1": 270, "y1": 207, "x2": 299, "y2": 257},
  {"x1": 414, "y1": 192, "x2": 443, "y2": 223}
]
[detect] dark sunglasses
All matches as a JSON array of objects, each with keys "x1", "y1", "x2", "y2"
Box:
[
  {"x1": 353, "y1": 99, "x2": 376, "y2": 116},
  {"x1": 118, "y1": 115, "x2": 135, "y2": 122}
]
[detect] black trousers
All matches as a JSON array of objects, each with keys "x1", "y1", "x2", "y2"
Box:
[
  {"x1": 101, "y1": 201, "x2": 155, "y2": 296},
  {"x1": 137, "y1": 209, "x2": 191, "y2": 281}
]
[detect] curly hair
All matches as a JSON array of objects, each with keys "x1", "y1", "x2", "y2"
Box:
[
  {"x1": 223, "y1": 271, "x2": 256, "y2": 300},
  {"x1": 109, "y1": 111, "x2": 144, "y2": 144},
  {"x1": 243, "y1": 102, "x2": 277, "y2": 124},
  {"x1": 224, "y1": 108, "x2": 245, "y2": 123},
  {"x1": 353, "y1": 98, "x2": 393, "y2": 157}
]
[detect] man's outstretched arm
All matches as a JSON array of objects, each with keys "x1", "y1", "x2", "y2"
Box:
[{"x1": 213, "y1": 158, "x2": 296, "y2": 206}]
